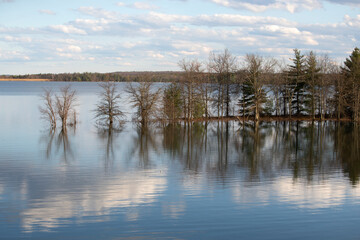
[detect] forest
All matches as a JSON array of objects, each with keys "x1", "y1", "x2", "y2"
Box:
[{"x1": 38, "y1": 47, "x2": 360, "y2": 128}]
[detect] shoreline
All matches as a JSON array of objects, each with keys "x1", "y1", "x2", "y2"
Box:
[
  {"x1": 165, "y1": 116, "x2": 354, "y2": 123},
  {"x1": 0, "y1": 79, "x2": 50, "y2": 82}
]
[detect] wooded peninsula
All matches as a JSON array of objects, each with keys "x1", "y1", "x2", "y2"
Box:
[{"x1": 13, "y1": 48, "x2": 360, "y2": 124}]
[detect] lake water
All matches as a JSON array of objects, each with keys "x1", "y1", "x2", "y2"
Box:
[{"x1": 0, "y1": 81, "x2": 360, "y2": 239}]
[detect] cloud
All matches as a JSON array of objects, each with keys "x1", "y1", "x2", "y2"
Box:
[
  {"x1": 209, "y1": 0, "x2": 323, "y2": 13},
  {"x1": 131, "y1": 2, "x2": 158, "y2": 10},
  {"x1": 326, "y1": 0, "x2": 360, "y2": 7},
  {"x1": 0, "y1": 5, "x2": 358, "y2": 73},
  {"x1": 77, "y1": 6, "x2": 118, "y2": 20},
  {"x1": 39, "y1": 9, "x2": 56, "y2": 15},
  {"x1": 208, "y1": 0, "x2": 360, "y2": 12},
  {"x1": 50, "y1": 24, "x2": 87, "y2": 35}
]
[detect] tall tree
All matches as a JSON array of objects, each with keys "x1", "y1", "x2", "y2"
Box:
[
  {"x1": 178, "y1": 59, "x2": 204, "y2": 120},
  {"x1": 305, "y1": 51, "x2": 321, "y2": 120},
  {"x1": 342, "y1": 47, "x2": 360, "y2": 121},
  {"x1": 288, "y1": 49, "x2": 307, "y2": 117},
  {"x1": 39, "y1": 88, "x2": 57, "y2": 130},
  {"x1": 162, "y1": 83, "x2": 183, "y2": 121},
  {"x1": 55, "y1": 85, "x2": 77, "y2": 130},
  {"x1": 94, "y1": 82, "x2": 124, "y2": 130},
  {"x1": 239, "y1": 54, "x2": 276, "y2": 121},
  {"x1": 126, "y1": 79, "x2": 161, "y2": 125},
  {"x1": 208, "y1": 49, "x2": 237, "y2": 117}
]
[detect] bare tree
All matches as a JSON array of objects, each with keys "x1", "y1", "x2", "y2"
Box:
[
  {"x1": 208, "y1": 49, "x2": 237, "y2": 117},
  {"x1": 240, "y1": 54, "x2": 277, "y2": 121},
  {"x1": 39, "y1": 88, "x2": 57, "y2": 130},
  {"x1": 318, "y1": 54, "x2": 337, "y2": 120},
  {"x1": 178, "y1": 59, "x2": 204, "y2": 120},
  {"x1": 94, "y1": 82, "x2": 124, "y2": 130},
  {"x1": 126, "y1": 80, "x2": 161, "y2": 125},
  {"x1": 55, "y1": 85, "x2": 77, "y2": 130}
]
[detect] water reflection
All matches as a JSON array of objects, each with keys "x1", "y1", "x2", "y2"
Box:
[
  {"x1": 2, "y1": 121, "x2": 360, "y2": 235},
  {"x1": 40, "y1": 129, "x2": 75, "y2": 163},
  {"x1": 97, "y1": 129, "x2": 119, "y2": 170},
  {"x1": 158, "y1": 121, "x2": 360, "y2": 185},
  {"x1": 20, "y1": 169, "x2": 167, "y2": 232}
]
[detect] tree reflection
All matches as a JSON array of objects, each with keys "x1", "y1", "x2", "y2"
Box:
[
  {"x1": 97, "y1": 129, "x2": 119, "y2": 171},
  {"x1": 40, "y1": 129, "x2": 74, "y2": 163},
  {"x1": 95, "y1": 121, "x2": 360, "y2": 186},
  {"x1": 160, "y1": 121, "x2": 360, "y2": 185},
  {"x1": 334, "y1": 123, "x2": 360, "y2": 185},
  {"x1": 129, "y1": 124, "x2": 160, "y2": 168}
]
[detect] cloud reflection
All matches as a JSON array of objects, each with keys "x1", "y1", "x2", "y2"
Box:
[{"x1": 21, "y1": 170, "x2": 167, "y2": 232}]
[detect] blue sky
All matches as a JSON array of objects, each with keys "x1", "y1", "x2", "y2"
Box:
[{"x1": 0, "y1": 0, "x2": 359, "y2": 74}]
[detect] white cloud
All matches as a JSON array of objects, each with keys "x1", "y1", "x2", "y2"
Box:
[
  {"x1": 39, "y1": 9, "x2": 56, "y2": 15},
  {"x1": 132, "y1": 2, "x2": 158, "y2": 10},
  {"x1": 77, "y1": 7, "x2": 118, "y2": 20},
  {"x1": 210, "y1": 0, "x2": 323, "y2": 13},
  {"x1": 3, "y1": 35, "x2": 32, "y2": 42},
  {"x1": 50, "y1": 25, "x2": 87, "y2": 35}
]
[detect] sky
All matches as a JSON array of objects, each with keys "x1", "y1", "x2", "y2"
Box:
[{"x1": 0, "y1": 0, "x2": 359, "y2": 74}]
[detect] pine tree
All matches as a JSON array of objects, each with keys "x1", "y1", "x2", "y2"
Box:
[
  {"x1": 305, "y1": 51, "x2": 321, "y2": 120},
  {"x1": 288, "y1": 49, "x2": 306, "y2": 117},
  {"x1": 342, "y1": 47, "x2": 360, "y2": 121}
]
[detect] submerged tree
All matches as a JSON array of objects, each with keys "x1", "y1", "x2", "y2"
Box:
[
  {"x1": 55, "y1": 85, "x2": 77, "y2": 130},
  {"x1": 40, "y1": 85, "x2": 77, "y2": 130},
  {"x1": 39, "y1": 88, "x2": 57, "y2": 130},
  {"x1": 94, "y1": 82, "x2": 124, "y2": 130},
  {"x1": 126, "y1": 80, "x2": 161, "y2": 125}
]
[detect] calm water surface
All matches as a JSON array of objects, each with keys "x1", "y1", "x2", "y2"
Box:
[{"x1": 0, "y1": 81, "x2": 360, "y2": 239}]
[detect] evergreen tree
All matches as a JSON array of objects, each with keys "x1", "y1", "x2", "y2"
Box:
[
  {"x1": 163, "y1": 83, "x2": 183, "y2": 120},
  {"x1": 305, "y1": 51, "x2": 321, "y2": 120},
  {"x1": 342, "y1": 47, "x2": 360, "y2": 121},
  {"x1": 288, "y1": 49, "x2": 307, "y2": 116},
  {"x1": 238, "y1": 54, "x2": 274, "y2": 121}
]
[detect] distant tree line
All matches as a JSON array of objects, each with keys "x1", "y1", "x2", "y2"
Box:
[{"x1": 2, "y1": 71, "x2": 182, "y2": 82}]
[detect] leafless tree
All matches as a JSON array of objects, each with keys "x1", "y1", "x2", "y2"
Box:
[
  {"x1": 208, "y1": 49, "x2": 237, "y2": 117},
  {"x1": 55, "y1": 85, "x2": 77, "y2": 130},
  {"x1": 178, "y1": 59, "x2": 204, "y2": 120},
  {"x1": 39, "y1": 88, "x2": 57, "y2": 130},
  {"x1": 241, "y1": 54, "x2": 277, "y2": 121},
  {"x1": 94, "y1": 82, "x2": 124, "y2": 130},
  {"x1": 318, "y1": 54, "x2": 337, "y2": 120},
  {"x1": 126, "y1": 79, "x2": 161, "y2": 125}
]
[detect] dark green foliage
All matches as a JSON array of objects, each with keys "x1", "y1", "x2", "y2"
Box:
[
  {"x1": 288, "y1": 49, "x2": 307, "y2": 116},
  {"x1": 304, "y1": 51, "x2": 321, "y2": 119},
  {"x1": 341, "y1": 47, "x2": 360, "y2": 121},
  {"x1": 238, "y1": 81, "x2": 255, "y2": 117},
  {"x1": 163, "y1": 83, "x2": 183, "y2": 120}
]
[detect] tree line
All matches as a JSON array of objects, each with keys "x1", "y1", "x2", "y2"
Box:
[
  {"x1": 39, "y1": 47, "x2": 360, "y2": 130},
  {"x1": 163, "y1": 47, "x2": 360, "y2": 122}
]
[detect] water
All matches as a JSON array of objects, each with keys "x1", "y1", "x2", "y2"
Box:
[{"x1": 0, "y1": 81, "x2": 360, "y2": 239}]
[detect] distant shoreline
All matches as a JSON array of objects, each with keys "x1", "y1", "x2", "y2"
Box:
[{"x1": 0, "y1": 79, "x2": 50, "y2": 82}]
